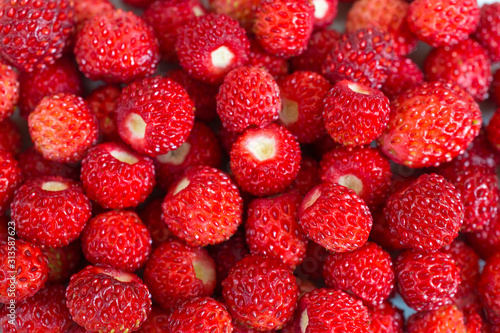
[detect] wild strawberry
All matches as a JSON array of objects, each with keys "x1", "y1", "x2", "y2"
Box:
[
  {"x1": 474, "y1": 3, "x2": 500, "y2": 63},
  {"x1": 0, "y1": 149, "x2": 22, "y2": 215},
  {"x1": 369, "y1": 302, "x2": 405, "y2": 333},
  {"x1": 17, "y1": 147, "x2": 80, "y2": 181},
  {"x1": 139, "y1": 198, "x2": 174, "y2": 248},
  {"x1": 253, "y1": 0, "x2": 314, "y2": 58},
  {"x1": 136, "y1": 306, "x2": 169, "y2": 333},
  {"x1": 0, "y1": 61, "x2": 18, "y2": 121},
  {"x1": 478, "y1": 252, "x2": 500, "y2": 324},
  {"x1": 407, "y1": 0, "x2": 479, "y2": 47},
  {"x1": 162, "y1": 166, "x2": 243, "y2": 246},
  {"x1": 66, "y1": 265, "x2": 152, "y2": 333},
  {"x1": 395, "y1": 250, "x2": 460, "y2": 311},
  {"x1": 322, "y1": 28, "x2": 396, "y2": 89},
  {"x1": 80, "y1": 142, "x2": 155, "y2": 209},
  {"x1": 11, "y1": 176, "x2": 92, "y2": 248},
  {"x1": 230, "y1": 123, "x2": 301, "y2": 196},
  {"x1": 176, "y1": 14, "x2": 250, "y2": 84},
  {"x1": 143, "y1": 239, "x2": 216, "y2": 310},
  {"x1": 290, "y1": 155, "x2": 321, "y2": 196},
  {"x1": 310, "y1": 0, "x2": 337, "y2": 29},
  {"x1": 116, "y1": 76, "x2": 195, "y2": 157},
  {"x1": 465, "y1": 213, "x2": 500, "y2": 261},
  {"x1": 75, "y1": 9, "x2": 160, "y2": 83},
  {"x1": 0, "y1": 0, "x2": 75, "y2": 72},
  {"x1": 278, "y1": 71, "x2": 332, "y2": 143},
  {"x1": 209, "y1": 0, "x2": 258, "y2": 31},
  {"x1": 41, "y1": 241, "x2": 83, "y2": 283},
  {"x1": 319, "y1": 145, "x2": 392, "y2": 207},
  {"x1": 81, "y1": 210, "x2": 152, "y2": 272},
  {"x1": 166, "y1": 297, "x2": 233, "y2": 332},
  {"x1": 382, "y1": 56, "x2": 424, "y2": 99},
  {"x1": 299, "y1": 182, "x2": 372, "y2": 252},
  {"x1": 247, "y1": 39, "x2": 290, "y2": 81},
  {"x1": 0, "y1": 119, "x2": 21, "y2": 156},
  {"x1": 85, "y1": 85, "x2": 121, "y2": 141},
  {"x1": 424, "y1": 39, "x2": 492, "y2": 101},
  {"x1": 222, "y1": 254, "x2": 299, "y2": 331},
  {"x1": 217, "y1": 66, "x2": 281, "y2": 133},
  {"x1": 73, "y1": 0, "x2": 114, "y2": 29},
  {"x1": 0, "y1": 239, "x2": 49, "y2": 303},
  {"x1": 378, "y1": 81, "x2": 482, "y2": 168},
  {"x1": 290, "y1": 29, "x2": 341, "y2": 74},
  {"x1": 295, "y1": 240, "x2": 329, "y2": 282},
  {"x1": 323, "y1": 80, "x2": 390, "y2": 146},
  {"x1": 143, "y1": 0, "x2": 207, "y2": 63},
  {"x1": 407, "y1": 305, "x2": 467, "y2": 332}
]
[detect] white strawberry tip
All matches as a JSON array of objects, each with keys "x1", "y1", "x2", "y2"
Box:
[
  {"x1": 192, "y1": 5, "x2": 204, "y2": 17},
  {"x1": 279, "y1": 98, "x2": 299, "y2": 126},
  {"x1": 172, "y1": 177, "x2": 190, "y2": 195},
  {"x1": 156, "y1": 142, "x2": 191, "y2": 166},
  {"x1": 211, "y1": 46, "x2": 235, "y2": 69},
  {"x1": 96, "y1": 267, "x2": 135, "y2": 283},
  {"x1": 313, "y1": 0, "x2": 329, "y2": 19},
  {"x1": 348, "y1": 82, "x2": 370, "y2": 95},
  {"x1": 110, "y1": 149, "x2": 139, "y2": 165},
  {"x1": 125, "y1": 113, "x2": 146, "y2": 140},
  {"x1": 337, "y1": 174, "x2": 363, "y2": 196},
  {"x1": 245, "y1": 135, "x2": 277, "y2": 162},
  {"x1": 300, "y1": 309, "x2": 309, "y2": 333},
  {"x1": 41, "y1": 181, "x2": 69, "y2": 192},
  {"x1": 192, "y1": 255, "x2": 216, "y2": 290},
  {"x1": 302, "y1": 187, "x2": 322, "y2": 211}
]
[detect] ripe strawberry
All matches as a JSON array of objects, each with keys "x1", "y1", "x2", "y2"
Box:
[
  {"x1": 295, "y1": 240, "x2": 329, "y2": 282},
  {"x1": 166, "y1": 297, "x2": 233, "y2": 332},
  {"x1": 66, "y1": 265, "x2": 152, "y2": 333},
  {"x1": 116, "y1": 76, "x2": 195, "y2": 157},
  {"x1": 253, "y1": 0, "x2": 314, "y2": 58},
  {"x1": 74, "y1": 0, "x2": 114, "y2": 29},
  {"x1": 222, "y1": 254, "x2": 299, "y2": 331},
  {"x1": 41, "y1": 241, "x2": 83, "y2": 283},
  {"x1": 139, "y1": 198, "x2": 174, "y2": 248},
  {"x1": 230, "y1": 123, "x2": 301, "y2": 196},
  {"x1": 395, "y1": 250, "x2": 460, "y2": 311},
  {"x1": 322, "y1": 28, "x2": 396, "y2": 89},
  {"x1": 75, "y1": 9, "x2": 160, "y2": 83},
  {"x1": 311, "y1": 0, "x2": 337, "y2": 29},
  {"x1": 143, "y1": 0, "x2": 207, "y2": 63},
  {"x1": 176, "y1": 14, "x2": 249, "y2": 84},
  {"x1": 474, "y1": 3, "x2": 500, "y2": 63},
  {"x1": 323, "y1": 80, "x2": 390, "y2": 146},
  {"x1": 136, "y1": 306, "x2": 169, "y2": 333},
  {"x1": 143, "y1": 239, "x2": 216, "y2": 310},
  {"x1": 278, "y1": 71, "x2": 332, "y2": 143},
  {"x1": 0, "y1": 61, "x2": 18, "y2": 121},
  {"x1": 465, "y1": 213, "x2": 500, "y2": 261},
  {"x1": 80, "y1": 142, "x2": 155, "y2": 209},
  {"x1": 407, "y1": 305, "x2": 467, "y2": 333},
  {"x1": 378, "y1": 81, "x2": 482, "y2": 168},
  {"x1": 162, "y1": 166, "x2": 243, "y2": 246},
  {"x1": 81, "y1": 210, "x2": 152, "y2": 272},
  {"x1": 369, "y1": 206, "x2": 405, "y2": 251},
  {"x1": 247, "y1": 39, "x2": 290, "y2": 81},
  {"x1": 17, "y1": 147, "x2": 80, "y2": 181},
  {"x1": 290, "y1": 155, "x2": 321, "y2": 196},
  {"x1": 346, "y1": 0, "x2": 417, "y2": 56},
  {"x1": 28, "y1": 93, "x2": 99, "y2": 164},
  {"x1": 299, "y1": 182, "x2": 372, "y2": 253},
  {"x1": 478, "y1": 252, "x2": 500, "y2": 324},
  {"x1": 85, "y1": 85, "x2": 121, "y2": 141},
  {"x1": 0, "y1": 239, "x2": 49, "y2": 303},
  {"x1": 381, "y1": 56, "x2": 424, "y2": 99},
  {"x1": 369, "y1": 302, "x2": 405, "y2": 333},
  {"x1": 0, "y1": 149, "x2": 22, "y2": 214},
  {"x1": 0, "y1": 119, "x2": 21, "y2": 156},
  {"x1": 0, "y1": 0, "x2": 75, "y2": 72},
  {"x1": 0, "y1": 284, "x2": 72, "y2": 333},
  {"x1": 11, "y1": 176, "x2": 92, "y2": 248},
  {"x1": 209, "y1": 0, "x2": 258, "y2": 31},
  {"x1": 319, "y1": 145, "x2": 392, "y2": 207},
  {"x1": 407, "y1": 0, "x2": 479, "y2": 47},
  {"x1": 424, "y1": 39, "x2": 492, "y2": 101},
  {"x1": 290, "y1": 29, "x2": 341, "y2": 74}
]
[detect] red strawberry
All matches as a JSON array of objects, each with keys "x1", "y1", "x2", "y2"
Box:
[
  {"x1": 295, "y1": 240, "x2": 329, "y2": 282},
  {"x1": 0, "y1": 119, "x2": 21, "y2": 156},
  {"x1": 162, "y1": 166, "x2": 243, "y2": 246},
  {"x1": 230, "y1": 123, "x2": 301, "y2": 196},
  {"x1": 247, "y1": 39, "x2": 290, "y2": 81},
  {"x1": 116, "y1": 76, "x2": 195, "y2": 157},
  {"x1": 217, "y1": 66, "x2": 281, "y2": 133},
  {"x1": 378, "y1": 81, "x2": 482, "y2": 168},
  {"x1": 41, "y1": 241, "x2": 83, "y2": 283},
  {"x1": 465, "y1": 213, "x2": 500, "y2": 261},
  {"x1": 311, "y1": 0, "x2": 338, "y2": 29},
  {"x1": 0, "y1": 239, "x2": 49, "y2": 303},
  {"x1": 143, "y1": 239, "x2": 216, "y2": 311},
  {"x1": 11, "y1": 176, "x2": 92, "y2": 248},
  {"x1": 299, "y1": 182, "x2": 373, "y2": 252},
  {"x1": 381, "y1": 56, "x2": 424, "y2": 99},
  {"x1": 81, "y1": 142, "x2": 155, "y2": 209},
  {"x1": 75, "y1": 9, "x2": 160, "y2": 83},
  {"x1": 0, "y1": 0, "x2": 75, "y2": 72},
  {"x1": 81, "y1": 210, "x2": 152, "y2": 272},
  {"x1": 17, "y1": 147, "x2": 80, "y2": 181},
  {"x1": 139, "y1": 198, "x2": 174, "y2": 248},
  {"x1": 395, "y1": 250, "x2": 460, "y2": 311},
  {"x1": 209, "y1": 0, "x2": 258, "y2": 31},
  {"x1": 136, "y1": 306, "x2": 169, "y2": 333},
  {"x1": 278, "y1": 71, "x2": 332, "y2": 143},
  {"x1": 176, "y1": 14, "x2": 249, "y2": 84},
  {"x1": 474, "y1": 3, "x2": 500, "y2": 63},
  {"x1": 407, "y1": 0, "x2": 479, "y2": 47},
  {"x1": 0, "y1": 61, "x2": 18, "y2": 121},
  {"x1": 0, "y1": 149, "x2": 22, "y2": 214},
  {"x1": 66, "y1": 265, "x2": 152, "y2": 333},
  {"x1": 85, "y1": 85, "x2": 121, "y2": 141},
  {"x1": 290, "y1": 29, "x2": 341, "y2": 74},
  {"x1": 424, "y1": 39, "x2": 492, "y2": 101},
  {"x1": 166, "y1": 297, "x2": 233, "y2": 332},
  {"x1": 222, "y1": 254, "x2": 299, "y2": 331},
  {"x1": 369, "y1": 302, "x2": 405, "y2": 333},
  {"x1": 478, "y1": 252, "x2": 500, "y2": 324},
  {"x1": 253, "y1": 0, "x2": 314, "y2": 58},
  {"x1": 28, "y1": 93, "x2": 99, "y2": 164},
  {"x1": 74, "y1": 0, "x2": 115, "y2": 29},
  {"x1": 319, "y1": 145, "x2": 392, "y2": 207},
  {"x1": 407, "y1": 305, "x2": 467, "y2": 333}
]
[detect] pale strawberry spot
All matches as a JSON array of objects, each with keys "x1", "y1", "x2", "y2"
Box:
[
  {"x1": 41, "y1": 181, "x2": 69, "y2": 192},
  {"x1": 156, "y1": 142, "x2": 191, "y2": 166},
  {"x1": 279, "y1": 98, "x2": 299, "y2": 126},
  {"x1": 110, "y1": 149, "x2": 139, "y2": 165},
  {"x1": 211, "y1": 46, "x2": 235, "y2": 69}
]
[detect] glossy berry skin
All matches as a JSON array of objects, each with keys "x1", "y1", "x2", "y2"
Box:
[
  {"x1": 407, "y1": 0, "x2": 480, "y2": 47},
  {"x1": 395, "y1": 250, "x2": 460, "y2": 311},
  {"x1": 0, "y1": 0, "x2": 75, "y2": 72},
  {"x1": 0, "y1": 239, "x2": 49, "y2": 303},
  {"x1": 28, "y1": 93, "x2": 99, "y2": 164},
  {"x1": 11, "y1": 176, "x2": 92, "y2": 248},
  {"x1": 85, "y1": 85, "x2": 121, "y2": 141},
  {"x1": 323, "y1": 80, "x2": 390, "y2": 146},
  {"x1": 369, "y1": 302, "x2": 405, "y2": 333},
  {"x1": 385, "y1": 174, "x2": 463, "y2": 252},
  {"x1": 407, "y1": 305, "x2": 467, "y2": 333},
  {"x1": 323, "y1": 242, "x2": 395, "y2": 306},
  {"x1": 222, "y1": 254, "x2": 299, "y2": 331},
  {"x1": 0, "y1": 61, "x2": 18, "y2": 121},
  {"x1": 143, "y1": 239, "x2": 216, "y2": 311},
  {"x1": 290, "y1": 29, "x2": 341, "y2": 74},
  {"x1": 0, "y1": 149, "x2": 22, "y2": 215},
  {"x1": 166, "y1": 297, "x2": 233, "y2": 333},
  {"x1": 382, "y1": 56, "x2": 424, "y2": 99},
  {"x1": 75, "y1": 9, "x2": 160, "y2": 84},
  {"x1": 474, "y1": 3, "x2": 500, "y2": 63},
  {"x1": 81, "y1": 142, "x2": 155, "y2": 209},
  {"x1": 17, "y1": 147, "x2": 79, "y2": 181},
  {"x1": 41, "y1": 241, "x2": 83, "y2": 283},
  {"x1": 162, "y1": 166, "x2": 243, "y2": 247},
  {"x1": 217, "y1": 66, "x2": 281, "y2": 133},
  {"x1": 81, "y1": 210, "x2": 152, "y2": 272},
  {"x1": 378, "y1": 81, "x2": 482, "y2": 168},
  {"x1": 66, "y1": 265, "x2": 152, "y2": 333},
  {"x1": 176, "y1": 14, "x2": 250, "y2": 84},
  {"x1": 116, "y1": 76, "x2": 195, "y2": 157},
  {"x1": 478, "y1": 253, "x2": 500, "y2": 324}
]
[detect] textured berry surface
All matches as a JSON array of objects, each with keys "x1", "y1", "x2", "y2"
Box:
[
  {"x1": 136, "y1": 306, "x2": 169, "y2": 333},
  {"x1": 247, "y1": 39, "x2": 289, "y2": 81},
  {"x1": 478, "y1": 252, "x2": 500, "y2": 324},
  {"x1": 85, "y1": 85, "x2": 121, "y2": 141},
  {"x1": 0, "y1": 61, "x2": 18, "y2": 121},
  {"x1": 381, "y1": 56, "x2": 424, "y2": 99},
  {"x1": 290, "y1": 29, "x2": 341, "y2": 74},
  {"x1": 407, "y1": 305, "x2": 467, "y2": 333},
  {"x1": 474, "y1": 3, "x2": 500, "y2": 63},
  {"x1": 73, "y1": 0, "x2": 114, "y2": 29},
  {"x1": 369, "y1": 302, "x2": 405, "y2": 333},
  {"x1": 0, "y1": 149, "x2": 22, "y2": 215}
]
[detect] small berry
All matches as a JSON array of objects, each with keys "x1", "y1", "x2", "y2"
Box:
[
  {"x1": 74, "y1": 0, "x2": 115, "y2": 29},
  {"x1": 311, "y1": 0, "x2": 338, "y2": 29},
  {"x1": 85, "y1": 85, "x2": 121, "y2": 141},
  {"x1": 381, "y1": 56, "x2": 424, "y2": 99},
  {"x1": 0, "y1": 61, "x2": 19, "y2": 121},
  {"x1": 369, "y1": 302, "x2": 405, "y2": 333},
  {"x1": 407, "y1": 305, "x2": 467, "y2": 333},
  {"x1": 474, "y1": 3, "x2": 500, "y2": 63}
]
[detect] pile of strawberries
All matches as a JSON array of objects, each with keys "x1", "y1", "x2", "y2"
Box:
[{"x1": 1, "y1": 0, "x2": 500, "y2": 331}]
